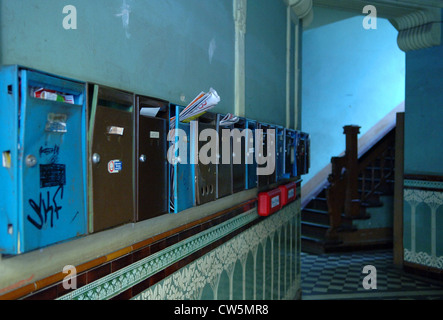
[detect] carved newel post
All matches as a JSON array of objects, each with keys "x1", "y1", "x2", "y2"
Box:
[{"x1": 343, "y1": 125, "x2": 361, "y2": 218}]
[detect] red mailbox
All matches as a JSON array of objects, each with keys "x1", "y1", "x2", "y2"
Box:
[
  {"x1": 258, "y1": 188, "x2": 282, "y2": 217},
  {"x1": 278, "y1": 182, "x2": 297, "y2": 206}
]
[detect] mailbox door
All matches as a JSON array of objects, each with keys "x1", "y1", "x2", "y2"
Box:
[
  {"x1": 196, "y1": 121, "x2": 216, "y2": 205},
  {"x1": 276, "y1": 127, "x2": 285, "y2": 181},
  {"x1": 257, "y1": 124, "x2": 270, "y2": 188},
  {"x1": 245, "y1": 120, "x2": 257, "y2": 189},
  {"x1": 90, "y1": 86, "x2": 134, "y2": 233},
  {"x1": 19, "y1": 69, "x2": 87, "y2": 253},
  {"x1": 216, "y1": 115, "x2": 233, "y2": 199},
  {"x1": 137, "y1": 116, "x2": 168, "y2": 221},
  {"x1": 169, "y1": 105, "x2": 195, "y2": 213},
  {"x1": 285, "y1": 129, "x2": 297, "y2": 178},
  {"x1": 232, "y1": 119, "x2": 246, "y2": 193},
  {"x1": 268, "y1": 125, "x2": 277, "y2": 184}
]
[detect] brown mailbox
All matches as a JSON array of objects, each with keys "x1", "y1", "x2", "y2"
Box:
[
  {"x1": 88, "y1": 84, "x2": 135, "y2": 233},
  {"x1": 135, "y1": 95, "x2": 169, "y2": 222}
]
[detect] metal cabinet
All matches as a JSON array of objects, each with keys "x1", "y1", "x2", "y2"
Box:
[
  {"x1": 169, "y1": 104, "x2": 195, "y2": 213},
  {"x1": 88, "y1": 84, "x2": 135, "y2": 233},
  {"x1": 0, "y1": 65, "x2": 87, "y2": 254},
  {"x1": 216, "y1": 114, "x2": 233, "y2": 199},
  {"x1": 135, "y1": 95, "x2": 169, "y2": 222}
]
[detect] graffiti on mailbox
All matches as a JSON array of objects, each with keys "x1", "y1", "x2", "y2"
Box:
[
  {"x1": 27, "y1": 144, "x2": 67, "y2": 230},
  {"x1": 27, "y1": 185, "x2": 64, "y2": 230}
]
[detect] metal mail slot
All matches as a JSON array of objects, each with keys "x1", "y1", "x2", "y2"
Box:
[
  {"x1": 276, "y1": 126, "x2": 285, "y2": 181},
  {"x1": 257, "y1": 123, "x2": 270, "y2": 188},
  {"x1": 88, "y1": 84, "x2": 135, "y2": 233},
  {"x1": 285, "y1": 129, "x2": 298, "y2": 178},
  {"x1": 135, "y1": 95, "x2": 169, "y2": 222},
  {"x1": 194, "y1": 113, "x2": 217, "y2": 205},
  {"x1": 0, "y1": 65, "x2": 87, "y2": 254},
  {"x1": 232, "y1": 117, "x2": 246, "y2": 193},
  {"x1": 267, "y1": 124, "x2": 277, "y2": 184},
  {"x1": 296, "y1": 132, "x2": 310, "y2": 176},
  {"x1": 216, "y1": 114, "x2": 233, "y2": 199},
  {"x1": 169, "y1": 104, "x2": 195, "y2": 213},
  {"x1": 257, "y1": 123, "x2": 276, "y2": 188},
  {"x1": 245, "y1": 119, "x2": 257, "y2": 189}
]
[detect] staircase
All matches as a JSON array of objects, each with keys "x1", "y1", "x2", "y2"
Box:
[{"x1": 301, "y1": 125, "x2": 396, "y2": 254}]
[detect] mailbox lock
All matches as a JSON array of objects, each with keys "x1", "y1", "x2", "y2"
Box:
[
  {"x1": 25, "y1": 155, "x2": 37, "y2": 168},
  {"x1": 139, "y1": 154, "x2": 147, "y2": 163},
  {"x1": 92, "y1": 153, "x2": 101, "y2": 164}
]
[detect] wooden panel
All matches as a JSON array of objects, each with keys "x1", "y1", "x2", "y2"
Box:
[{"x1": 394, "y1": 112, "x2": 404, "y2": 267}]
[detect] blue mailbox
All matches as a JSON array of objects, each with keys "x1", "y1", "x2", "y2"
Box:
[
  {"x1": 168, "y1": 104, "x2": 195, "y2": 213},
  {"x1": 0, "y1": 66, "x2": 87, "y2": 255}
]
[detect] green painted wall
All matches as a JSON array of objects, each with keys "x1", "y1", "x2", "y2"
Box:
[
  {"x1": 245, "y1": 0, "x2": 288, "y2": 126},
  {"x1": 0, "y1": 0, "x2": 237, "y2": 111},
  {"x1": 0, "y1": 0, "x2": 293, "y2": 125},
  {"x1": 404, "y1": 41, "x2": 443, "y2": 175}
]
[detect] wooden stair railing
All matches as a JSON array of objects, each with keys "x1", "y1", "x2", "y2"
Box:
[{"x1": 326, "y1": 125, "x2": 396, "y2": 241}]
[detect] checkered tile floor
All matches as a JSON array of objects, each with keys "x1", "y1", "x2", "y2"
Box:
[{"x1": 301, "y1": 250, "x2": 443, "y2": 300}]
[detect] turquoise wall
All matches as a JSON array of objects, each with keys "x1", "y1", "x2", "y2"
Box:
[
  {"x1": 402, "y1": 11, "x2": 443, "y2": 271},
  {"x1": 245, "y1": 0, "x2": 288, "y2": 126},
  {"x1": 301, "y1": 12, "x2": 405, "y2": 184},
  {"x1": 0, "y1": 0, "x2": 292, "y2": 126},
  {"x1": 404, "y1": 42, "x2": 443, "y2": 175}
]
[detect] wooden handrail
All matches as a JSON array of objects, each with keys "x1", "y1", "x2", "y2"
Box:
[{"x1": 326, "y1": 125, "x2": 396, "y2": 240}]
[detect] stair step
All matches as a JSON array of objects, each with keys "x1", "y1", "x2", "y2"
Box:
[
  {"x1": 305, "y1": 197, "x2": 328, "y2": 211},
  {"x1": 301, "y1": 236, "x2": 326, "y2": 254},
  {"x1": 301, "y1": 221, "x2": 329, "y2": 239},
  {"x1": 302, "y1": 208, "x2": 330, "y2": 225}
]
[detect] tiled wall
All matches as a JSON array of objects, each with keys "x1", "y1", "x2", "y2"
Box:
[
  {"x1": 20, "y1": 198, "x2": 301, "y2": 300},
  {"x1": 403, "y1": 176, "x2": 443, "y2": 270},
  {"x1": 133, "y1": 202, "x2": 301, "y2": 300}
]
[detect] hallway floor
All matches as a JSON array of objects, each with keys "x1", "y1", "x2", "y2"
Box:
[{"x1": 300, "y1": 249, "x2": 443, "y2": 300}]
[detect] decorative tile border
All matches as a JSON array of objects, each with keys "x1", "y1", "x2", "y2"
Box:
[
  {"x1": 404, "y1": 249, "x2": 443, "y2": 270},
  {"x1": 57, "y1": 210, "x2": 259, "y2": 300},
  {"x1": 404, "y1": 179, "x2": 443, "y2": 191},
  {"x1": 132, "y1": 202, "x2": 300, "y2": 300}
]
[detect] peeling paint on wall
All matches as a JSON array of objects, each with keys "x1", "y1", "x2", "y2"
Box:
[
  {"x1": 208, "y1": 38, "x2": 216, "y2": 64},
  {"x1": 115, "y1": 0, "x2": 131, "y2": 39}
]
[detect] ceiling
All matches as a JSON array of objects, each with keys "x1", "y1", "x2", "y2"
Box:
[{"x1": 308, "y1": 0, "x2": 443, "y2": 29}]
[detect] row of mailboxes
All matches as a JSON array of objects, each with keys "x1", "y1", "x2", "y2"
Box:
[{"x1": 0, "y1": 66, "x2": 310, "y2": 255}]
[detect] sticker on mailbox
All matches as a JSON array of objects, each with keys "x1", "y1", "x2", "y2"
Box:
[
  {"x1": 271, "y1": 195, "x2": 280, "y2": 208},
  {"x1": 108, "y1": 160, "x2": 123, "y2": 174},
  {"x1": 288, "y1": 188, "x2": 295, "y2": 199}
]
